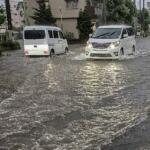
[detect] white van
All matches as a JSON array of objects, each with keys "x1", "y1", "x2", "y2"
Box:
[
  {"x1": 23, "y1": 26, "x2": 68, "y2": 56},
  {"x1": 85, "y1": 25, "x2": 136, "y2": 59}
]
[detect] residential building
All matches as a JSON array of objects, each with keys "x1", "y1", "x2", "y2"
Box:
[
  {"x1": 25, "y1": 0, "x2": 103, "y2": 39},
  {"x1": 135, "y1": 0, "x2": 150, "y2": 10},
  {"x1": 10, "y1": 0, "x2": 24, "y2": 29},
  {"x1": 24, "y1": 0, "x2": 38, "y2": 25},
  {"x1": 0, "y1": 1, "x2": 7, "y2": 33}
]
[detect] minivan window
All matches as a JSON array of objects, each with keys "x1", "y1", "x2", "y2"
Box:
[
  {"x1": 48, "y1": 30, "x2": 53, "y2": 38},
  {"x1": 24, "y1": 30, "x2": 45, "y2": 39},
  {"x1": 59, "y1": 31, "x2": 64, "y2": 39},
  {"x1": 122, "y1": 29, "x2": 128, "y2": 38},
  {"x1": 53, "y1": 31, "x2": 59, "y2": 38},
  {"x1": 127, "y1": 28, "x2": 135, "y2": 36},
  {"x1": 92, "y1": 28, "x2": 122, "y2": 39}
]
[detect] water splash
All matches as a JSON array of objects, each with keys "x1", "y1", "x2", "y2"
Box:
[{"x1": 72, "y1": 53, "x2": 87, "y2": 61}]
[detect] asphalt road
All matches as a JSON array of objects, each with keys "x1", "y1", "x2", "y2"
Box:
[{"x1": 0, "y1": 38, "x2": 150, "y2": 150}]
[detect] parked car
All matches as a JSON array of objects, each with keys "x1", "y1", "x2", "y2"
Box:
[
  {"x1": 23, "y1": 26, "x2": 68, "y2": 56},
  {"x1": 85, "y1": 25, "x2": 136, "y2": 59}
]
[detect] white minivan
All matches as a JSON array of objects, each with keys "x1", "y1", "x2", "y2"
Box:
[
  {"x1": 23, "y1": 26, "x2": 68, "y2": 56},
  {"x1": 85, "y1": 25, "x2": 136, "y2": 59}
]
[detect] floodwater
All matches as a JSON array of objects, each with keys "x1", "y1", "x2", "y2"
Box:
[{"x1": 0, "y1": 38, "x2": 150, "y2": 150}]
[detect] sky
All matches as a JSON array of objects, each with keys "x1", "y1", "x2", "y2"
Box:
[{"x1": 0, "y1": 0, "x2": 4, "y2": 6}]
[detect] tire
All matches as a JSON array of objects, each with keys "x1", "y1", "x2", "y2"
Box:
[
  {"x1": 120, "y1": 48, "x2": 124, "y2": 56},
  {"x1": 65, "y1": 47, "x2": 69, "y2": 53},
  {"x1": 50, "y1": 49, "x2": 55, "y2": 57},
  {"x1": 132, "y1": 46, "x2": 136, "y2": 54}
]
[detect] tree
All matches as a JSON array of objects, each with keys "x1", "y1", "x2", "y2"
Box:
[
  {"x1": 31, "y1": 0, "x2": 56, "y2": 25},
  {"x1": 0, "y1": 6, "x2": 5, "y2": 25},
  {"x1": 138, "y1": 9, "x2": 150, "y2": 34},
  {"x1": 77, "y1": 4, "x2": 93, "y2": 40},
  {"x1": 106, "y1": 0, "x2": 137, "y2": 24}
]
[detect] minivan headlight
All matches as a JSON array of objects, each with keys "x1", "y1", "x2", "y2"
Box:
[
  {"x1": 110, "y1": 41, "x2": 120, "y2": 49},
  {"x1": 86, "y1": 41, "x2": 93, "y2": 49}
]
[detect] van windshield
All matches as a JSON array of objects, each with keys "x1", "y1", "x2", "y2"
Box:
[
  {"x1": 24, "y1": 30, "x2": 45, "y2": 39},
  {"x1": 92, "y1": 28, "x2": 122, "y2": 39}
]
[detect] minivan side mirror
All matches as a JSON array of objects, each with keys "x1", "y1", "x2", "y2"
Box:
[
  {"x1": 89, "y1": 34, "x2": 92, "y2": 38},
  {"x1": 122, "y1": 33, "x2": 128, "y2": 38}
]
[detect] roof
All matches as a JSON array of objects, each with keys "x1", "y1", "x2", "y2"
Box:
[
  {"x1": 24, "y1": 26, "x2": 61, "y2": 30},
  {"x1": 98, "y1": 25, "x2": 132, "y2": 28}
]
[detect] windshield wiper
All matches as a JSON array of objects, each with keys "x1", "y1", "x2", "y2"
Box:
[
  {"x1": 92, "y1": 32, "x2": 111, "y2": 38},
  {"x1": 92, "y1": 31, "x2": 118, "y2": 39}
]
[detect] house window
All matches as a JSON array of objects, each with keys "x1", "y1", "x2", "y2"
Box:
[
  {"x1": 65, "y1": 0, "x2": 78, "y2": 9},
  {"x1": 147, "y1": 2, "x2": 150, "y2": 9}
]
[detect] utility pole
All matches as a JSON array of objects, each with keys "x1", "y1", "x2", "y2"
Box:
[
  {"x1": 5, "y1": 0, "x2": 12, "y2": 30},
  {"x1": 102, "y1": 0, "x2": 107, "y2": 24},
  {"x1": 59, "y1": 8, "x2": 63, "y2": 30},
  {"x1": 142, "y1": 0, "x2": 145, "y2": 35},
  {"x1": 23, "y1": 0, "x2": 27, "y2": 26}
]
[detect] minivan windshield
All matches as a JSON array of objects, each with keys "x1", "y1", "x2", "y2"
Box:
[
  {"x1": 24, "y1": 30, "x2": 45, "y2": 39},
  {"x1": 92, "y1": 28, "x2": 122, "y2": 39}
]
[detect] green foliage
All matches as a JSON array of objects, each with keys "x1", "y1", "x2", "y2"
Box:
[
  {"x1": 0, "y1": 40, "x2": 20, "y2": 51},
  {"x1": 77, "y1": 9, "x2": 93, "y2": 40},
  {"x1": 64, "y1": 32, "x2": 74, "y2": 41},
  {"x1": 0, "y1": 6, "x2": 5, "y2": 25},
  {"x1": 31, "y1": 0, "x2": 56, "y2": 25},
  {"x1": 106, "y1": 0, "x2": 137, "y2": 24},
  {"x1": 137, "y1": 9, "x2": 150, "y2": 34}
]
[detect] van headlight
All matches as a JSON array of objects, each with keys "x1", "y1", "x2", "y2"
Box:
[
  {"x1": 110, "y1": 41, "x2": 120, "y2": 49},
  {"x1": 86, "y1": 41, "x2": 93, "y2": 49}
]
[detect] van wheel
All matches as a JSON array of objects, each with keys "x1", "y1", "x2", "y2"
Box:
[
  {"x1": 50, "y1": 49, "x2": 55, "y2": 57},
  {"x1": 65, "y1": 47, "x2": 69, "y2": 54},
  {"x1": 132, "y1": 46, "x2": 136, "y2": 54},
  {"x1": 120, "y1": 48, "x2": 124, "y2": 56}
]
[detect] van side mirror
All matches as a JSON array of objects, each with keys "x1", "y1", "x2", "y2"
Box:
[
  {"x1": 89, "y1": 34, "x2": 92, "y2": 38},
  {"x1": 122, "y1": 34, "x2": 128, "y2": 38}
]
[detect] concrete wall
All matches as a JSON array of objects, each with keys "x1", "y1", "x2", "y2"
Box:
[
  {"x1": 49, "y1": 0, "x2": 86, "y2": 18},
  {"x1": 49, "y1": 0, "x2": 86, "y2": 39},
  {"x1": 24, "y1": 0, "x2": 38, "y2": 25},
  {"x1": 56, "y1": 18, "x2": 79, "y2": 39}
]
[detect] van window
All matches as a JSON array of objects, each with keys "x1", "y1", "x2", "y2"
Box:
[
  {"x1": 59, "y1": 31, "x2": 64, "y2": 39},
  {"x1": 122, "y1": 29, "x2": 128, "y2": 38},
  {"x1": 24, "y1": 30, "x2": 45, "y2": 39},
  {"x1": 127, "y1": 28, "x2": 135, "y2": 36},
  {"x1": 48, "y1": 30, "x2": 53, "y2": 38},
  {"x1": 53, "y1": 31, "x2": 59, "y2": 38}
]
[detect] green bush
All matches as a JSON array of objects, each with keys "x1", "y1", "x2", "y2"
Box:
[
  {"x1": 64, "y1": 32, "x2": 74, "y2": 41},
  {"x1": 0, "y1": 40, "x2": 20, "y2": 51}
]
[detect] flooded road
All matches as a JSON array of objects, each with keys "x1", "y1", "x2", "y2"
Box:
[{"x1": 0, "y1": 38, "x2": 150, "y2": 150}]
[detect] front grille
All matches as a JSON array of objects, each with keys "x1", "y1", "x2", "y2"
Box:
[
  {"x1": 92, "y1": 42, "x2": 110, "y2": 49},
  {"x1": 90, "y1": 53, "x2": 112, "y2": 57}
]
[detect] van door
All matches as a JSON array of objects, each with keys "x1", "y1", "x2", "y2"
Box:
[
  {"x1": 59, "y1": 31, "x2": 66, "y2": 53},
  {"x1": 126, "y1": 27, "x2": 135, "y2": 54},
  {"x1": 48, "y1": 30, "x2": 54, "y2": 54},
  {"x1": 53, "y1": 30, "x2": 62, "y2": 54},
  {"x1": 121, "y1": 28, "x2": 129, "y2": 55}
]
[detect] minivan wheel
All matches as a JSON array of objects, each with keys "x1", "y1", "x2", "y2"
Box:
[
  {"x1": 120, "y1": 48, "x2": 124, "y2": 56},
  {"x1": 65, "y1": 47, "x2": 69, "y2": 53},
  {"x1": 50, "y1": 49, "x2": 55, "y2": 57},
  {"x1": 132, "y1": 46, "x2": 136, "y2": 54}
]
